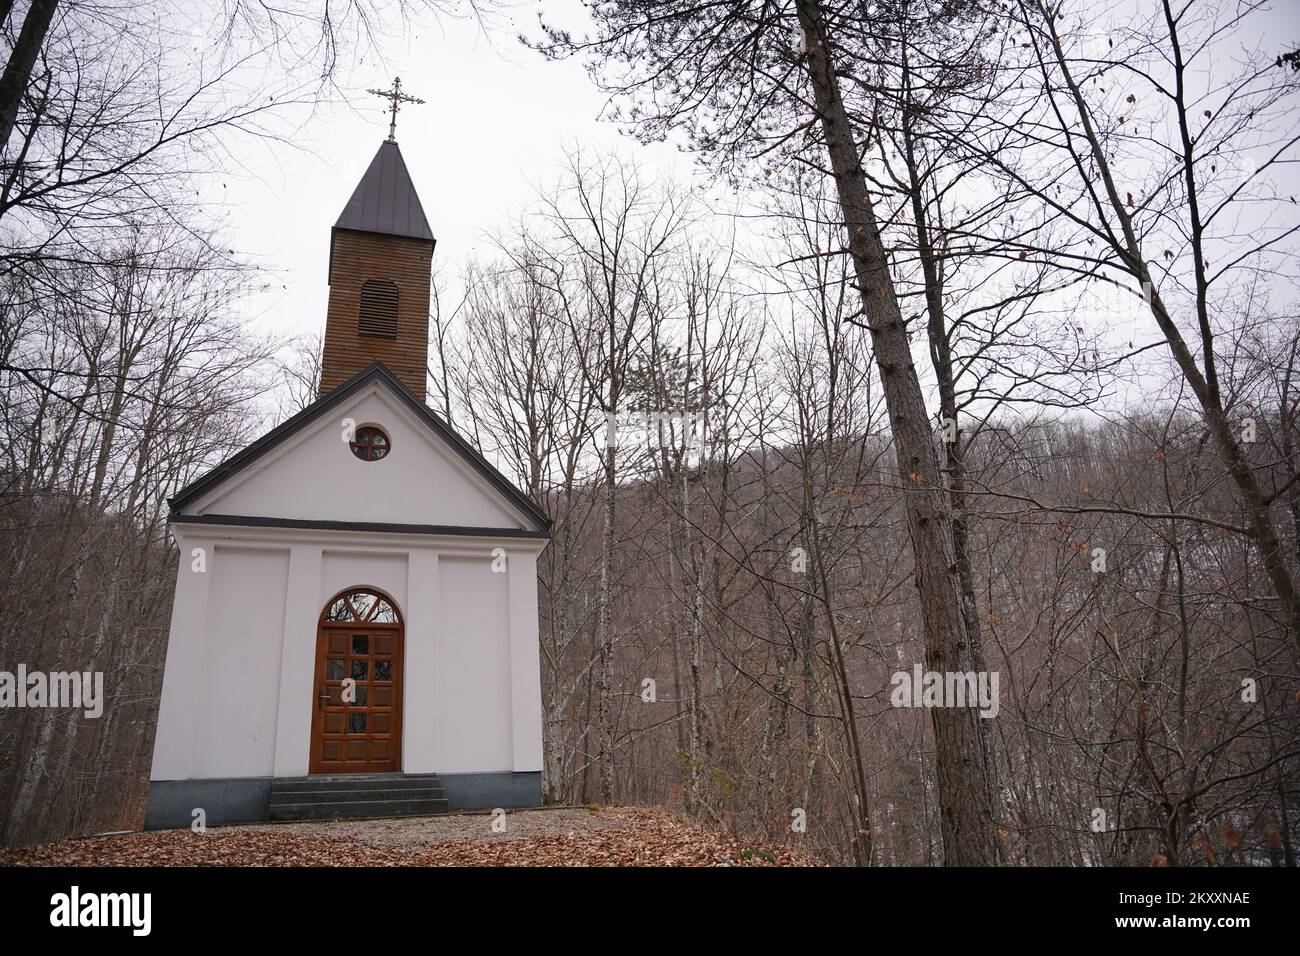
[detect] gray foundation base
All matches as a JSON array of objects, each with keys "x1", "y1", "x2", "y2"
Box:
[
  {"x1": 144, "y1": 771, "x2": 541, "y2": 829},
  {"x1": 145, "y1": 777, "x2": 272, "y2": 830},
  {"x1": 438, "y1": 772, "x2": 541, "y2": 811}
]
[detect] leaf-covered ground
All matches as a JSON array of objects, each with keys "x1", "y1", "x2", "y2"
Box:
[{"x1": 0, "y1": 806, "x2": 821, "y2": 867}]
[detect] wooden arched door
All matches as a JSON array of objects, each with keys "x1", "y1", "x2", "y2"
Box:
[{"x1": 309, "y1": 588, "x2": 404, "y2": 774}]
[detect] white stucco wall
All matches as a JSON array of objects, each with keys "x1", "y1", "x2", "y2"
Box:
[
  {"x1": 150, "y1": 525, "x2": 545, "y2": 781},
  {"x1": 438, "y1": 556, "x2": 512, "y2": 771},
  {"x1": 190, "y1": 547, "x2": 288, "y2": 777},
  {"x1": 151, "y1": 379, "x2": 547, "y2": 783}
]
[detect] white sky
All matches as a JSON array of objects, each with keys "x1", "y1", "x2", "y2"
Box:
[
  {"x1": 186, "y1": 0, "x2": 1300, "y2": 416},
  {"x1": 204, "y1": 1, "x2": 700, "y2": 342}
]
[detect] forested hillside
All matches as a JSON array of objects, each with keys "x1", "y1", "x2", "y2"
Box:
[{"x1": 2, "y1": 0, "x2": 1297, "y2": 866}]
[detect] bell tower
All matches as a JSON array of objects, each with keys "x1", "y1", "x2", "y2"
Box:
[{"x1": 319, "y1": 137, "x2": 435, "y2": 400}]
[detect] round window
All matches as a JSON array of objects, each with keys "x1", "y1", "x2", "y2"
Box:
[{"x1": 350, "y1": 426, "x2": 390, "y2": 462}]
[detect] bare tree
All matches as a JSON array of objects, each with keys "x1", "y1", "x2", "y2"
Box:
[
  {"x1": 975, "y1": 0, "x2": 1300, "y2": 655},
  {"x1": 0, "y1": 219, "x2": 272, "y2": 844},
  {"x1": 534, "y1": 0, "x2": 1002, "y2": 865}
]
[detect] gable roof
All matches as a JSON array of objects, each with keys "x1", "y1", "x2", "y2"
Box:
[
  {"x1": 334, "y1": 140, "x2": 435, "y2": 243},
  {"x1": 169, "y1": 363, "x2": 550, "y2": 533}
]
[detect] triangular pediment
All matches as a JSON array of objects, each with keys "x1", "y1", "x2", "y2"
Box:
[{"x1": 170, "y1": 365, "x2": 548, "y2": 534}]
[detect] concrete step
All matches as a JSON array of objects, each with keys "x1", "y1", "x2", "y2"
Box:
[
  {"x1": 270, "y1": 786, "x2": 443, "y2": 804},
  {"x1": 271, "y1": 774, "x2": 441, "y2": 793},
  {"x1": 267, "y1": 797, "x2": 449, "y2": 822},
  {"x1": 266, "y1": 773, "x2": 448, "y2": 821}
]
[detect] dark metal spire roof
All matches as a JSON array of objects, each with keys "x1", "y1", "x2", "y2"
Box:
[{"x1": 333, "y1": 140, "x2": 434, "y2": 242}]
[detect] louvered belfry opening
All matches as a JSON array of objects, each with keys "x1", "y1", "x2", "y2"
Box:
[
  {"x1": 319, "y1": 139, "x2": 435, "y2": 401},
  {"x1": 358, "y1": 278, "x2": 399, "y2": 338}
]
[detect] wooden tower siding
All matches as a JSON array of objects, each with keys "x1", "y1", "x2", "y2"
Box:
[
  {"x1": 318, "y1": 139, "x2": 435, "y2": 401},
  {"x1": 320, "y1": 229, "x2": 433, "y2": 400}
]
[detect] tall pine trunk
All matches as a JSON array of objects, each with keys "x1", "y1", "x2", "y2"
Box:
[{"x1": 794, "y1": 0, "x2": 999, "y2": 865}]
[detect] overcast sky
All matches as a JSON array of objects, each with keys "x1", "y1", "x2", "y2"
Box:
[
  {"x1": 195, "y1": 0, "x2": 1300, "y2": 406},
  {"x1": 205, "y1": 1, "x2": 699, "y2": 342}
]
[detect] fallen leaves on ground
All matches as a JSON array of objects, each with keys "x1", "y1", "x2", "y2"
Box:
[{"x1": 0, "y1": 806, "x2": 822, "y2": 867}]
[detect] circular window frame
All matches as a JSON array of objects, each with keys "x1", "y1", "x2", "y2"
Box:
[{"x1": 350, "y1": 424, "x2": 391, "y2": 462}]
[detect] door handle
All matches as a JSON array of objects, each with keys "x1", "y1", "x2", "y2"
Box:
[{"x1": 318, "y1": 692, "x2": 329, "y2": 709}]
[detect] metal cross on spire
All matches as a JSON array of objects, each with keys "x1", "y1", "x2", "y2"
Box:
[{"x1": 367, "y1": 76, "x2": 425, "y2": 143}]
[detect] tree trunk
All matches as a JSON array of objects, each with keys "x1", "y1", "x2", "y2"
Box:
[
  {"x1": 899, "y1": 58, "x2": 1002, "y2": 852},
  {"x1": 794, "y1": 0, "x2": 999, "y2": 865},
  {"x1": 595, "y1": 439, "x2": 617, "y2": 802},
  {"x1": 0, "y1": 0, "x2": 59, "y2": 151}
]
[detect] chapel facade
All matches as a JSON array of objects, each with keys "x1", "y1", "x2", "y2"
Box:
[{"x1": 145, "y1": 137, "x2": 549, "y2": 827}]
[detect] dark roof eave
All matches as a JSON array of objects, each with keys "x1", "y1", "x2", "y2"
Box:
[{"x1": 170, "y1": 513, "x2": 550, "y2": 540}]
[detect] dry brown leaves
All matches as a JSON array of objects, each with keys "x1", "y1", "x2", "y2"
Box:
[{"x1": 0, "y1": 806, "x2": 822, "y2": 868}]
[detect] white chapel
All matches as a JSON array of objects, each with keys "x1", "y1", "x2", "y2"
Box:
[{"x1": 145, "y1": 133, "x2": 549, "y2": 826}]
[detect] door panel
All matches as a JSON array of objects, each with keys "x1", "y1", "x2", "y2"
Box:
[{"x1": 309, "y1": 590, "x2": 403, "y2": 774}]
